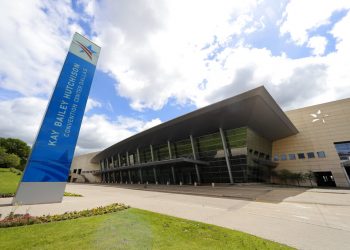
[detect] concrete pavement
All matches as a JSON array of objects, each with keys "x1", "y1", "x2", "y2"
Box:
[{"x1": 1, "y1": 183, "x2": 350, "y2": 250}]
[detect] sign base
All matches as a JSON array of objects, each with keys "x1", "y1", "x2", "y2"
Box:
[{"x1": 12, "y1": 182, "x2": 66, "y2": 205}]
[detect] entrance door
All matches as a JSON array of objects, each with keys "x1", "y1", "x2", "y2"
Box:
[
  {"x1": 345, "y1": 166, "x2": 350, "y2": 180},
  {"x1": 314, "y1": 171, "x2": 336, "y2": 187}
]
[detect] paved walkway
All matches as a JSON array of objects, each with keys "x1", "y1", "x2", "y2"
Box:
[{"x1": 1, "y1": 183, "x2": 350, "y2": 250}]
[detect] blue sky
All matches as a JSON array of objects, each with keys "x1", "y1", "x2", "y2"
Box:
[{"x1": 0, "y1": 0, "x2": 349, "y2": 154}]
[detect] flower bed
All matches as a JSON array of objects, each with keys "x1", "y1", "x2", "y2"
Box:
[
  {"x1": 0, "y1": 193, "x2": 14, "y2": 198},
  {"x1": 63, "y1": 192, "x2": 83, "y2": 197},
  {"x1": 0, "y1": 203, "x2": 129, "y2": 228}
]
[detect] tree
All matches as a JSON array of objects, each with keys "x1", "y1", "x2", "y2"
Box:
[
  {"x1": 278, "y1": 169, "x2": 293, "y2": 185},
  {"x1": 304, "y1": 170, "x2": 315, "y2": 187},
  {"x1": 3, "y1": 153, "x2": 20, "y2": 168},
  {"x1": 291, "y1": 172, "x2": 305, "y2": 186},
  {"x1": 0, "y1": 147, "x2": 20, "y2": 168},
  {"x1": 0, "y1": 138, "x2": 30, "y2": 170},
  {"x1": 0, "y1": 147, "x2": 7, "y2": 165}
]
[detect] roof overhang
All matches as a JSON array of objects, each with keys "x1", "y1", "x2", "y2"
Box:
[
  {"x1": 101, "y1": 157, "x2": 209, "y2": 172},
  {"x1": 91, "y1": 86, "x2": 298, "y2": 163}
]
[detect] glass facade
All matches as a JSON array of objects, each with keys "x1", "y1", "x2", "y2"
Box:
[
  {"x1": 196, "y1": 131, "x2": 228, "y2": 183},
  {"x1": 334, "y1": 141, "x2": 350, "y2": 161},
  {"x1": 100, "y1": 126, "x2": 274, "y2": 184}
]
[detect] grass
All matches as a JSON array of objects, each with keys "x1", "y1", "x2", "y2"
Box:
[
  {"x1": 0, "y1": 168, "x2": 82, "y2": 197},
  {"x1": 0, "y1": 168, "x2": 21, "y2": 194},
  {"x1": 0, "y1": 208, "x2": 293, "y2": 250}
]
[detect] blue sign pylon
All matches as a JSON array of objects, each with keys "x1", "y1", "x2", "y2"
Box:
[{"x1": 13, "y1": 33, "x2": 101, "y2": 205}]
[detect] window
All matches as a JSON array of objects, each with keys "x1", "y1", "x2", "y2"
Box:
[
  {"x1": 297, "y1": 153, "x2": 305, "y2": 159},
  {"x1": 273, "y1": 155, "x2": 279, "y2": 161},
  {"x1": 77, "y1": 169, "x2": 82, "y2": 174},
  {"x1": 73, "y1": 169, "x2": 77, "y2": 173},
  {"x1": 288, "y1": 154, "x2": 296, "y2": 160},
  {"x1": 307, "y1": 152, "x2": 315, "y2": 159},
  {"x1": 281, "y1": 154, "x2": 287, "y2": 161},
  {"x1": 317, "y1": 151, "x2": 326, "y2": 158},
  {"x1": 254, "y1": 151, "x2": 259, "y2": 156},
  {"x1": 334, "y1": 141, "x2": 350, "y2": 161}
]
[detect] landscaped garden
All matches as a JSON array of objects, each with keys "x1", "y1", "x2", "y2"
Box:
[
  {"x1": 0, "y1": 165, "x2": 293, "y2": 249},
  {"x1": 0, "y1": 168, "x2": 21, "y2": 197},
  {"x1": 0, "y1": 207, "x2": 293, "y2": 250}
]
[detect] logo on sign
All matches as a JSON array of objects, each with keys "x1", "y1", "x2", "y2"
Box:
[{"x1": 74, "y1": 41, "x2": 96, "y2": 60}]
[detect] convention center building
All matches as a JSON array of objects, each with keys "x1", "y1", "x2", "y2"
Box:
[{"x1": 70, "y1": 86, "x2": 350, "y2": 187}]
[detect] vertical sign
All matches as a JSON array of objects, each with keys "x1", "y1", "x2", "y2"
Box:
[{"x1": 13, "y1": 33, "x2": 101, "y2": 205}]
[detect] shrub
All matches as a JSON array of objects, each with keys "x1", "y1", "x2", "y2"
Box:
[
  {"x1": 290, "y1": 172, "x2": 305, "y2": 186},
  {"x1": 278, "y1": 169, "x2": 293, "y2": 185},
  {"x1": 304, "y1": 170, "x2": 315, "y2": 187},
  {"x1": 0, "y1": 203, "x2": 129, "y2": 228},
  {"x1": 63, "y1": 192, "x2": 83, "y2": 197},
  {"x1": 9, "y1": 167, "x2": 22, "y2": 175}
]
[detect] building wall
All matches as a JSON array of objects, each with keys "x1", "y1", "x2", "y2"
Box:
[
  {"x1": 272, "y1": 98, "x2": 350, "y2": 187},
  {"x1": 70, "y1": 151, "x2": 101, "y2": 183}
]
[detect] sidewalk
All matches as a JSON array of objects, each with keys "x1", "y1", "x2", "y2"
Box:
[
  {"x1": 102, "y1": 183, "x2": 350, "y2": 206},
  {"x1": 1, "y1": 183, "x2": 350, "y2": 250}
]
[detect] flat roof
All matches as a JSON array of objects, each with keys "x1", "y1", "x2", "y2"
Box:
[{"x1": 91, "y1": 86, "x2": 298, "y2": 163}]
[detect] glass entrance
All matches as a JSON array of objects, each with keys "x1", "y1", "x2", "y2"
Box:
[{"x1": 314, "y1": 171, "x2": 336, "y2": 187}]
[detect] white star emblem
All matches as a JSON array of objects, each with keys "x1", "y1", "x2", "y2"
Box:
[{"x1": 310, "y1": 110, "x2": 329, "y2": 123}]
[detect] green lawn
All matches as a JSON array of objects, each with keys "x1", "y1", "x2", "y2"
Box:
[
  {"x1": 0, "y1": 168, "x2": 21, "y2": 194},
  {"x1": 0, "y1": 208, "x2": 292, "y2": 250}
]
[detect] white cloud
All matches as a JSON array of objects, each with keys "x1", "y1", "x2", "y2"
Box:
[
  {"x1": 327, "y1": 10, "x2": 350, "y2": 98},
  {"x1": 86, "y1": 0, "x2": 259, "y2": 111},
  {"x1": 85, "y1": 98, "x2": 102, "y2": 112},
  {"x1": 194, "y1": 45, "x2": 330, "y2": 109},
  {"x1": 1, "y1": 0, "x2": 350, "y2": 156},
  {"x1": 0, "y1": 97, "x2": 47, "y2": 143},
  {"x1": 307, "y1": 36, "x2": 328, "y2": 56},
  {"x1": 0, "y1": 0, "x2": 82, "y2": 96},
  {"x1": 85, "y1": 0, "x2": 350, "y2": 113},
  {"x1": 0, "y1": 97, "x2": 161, "y2": 155},
  {"x1": 76, "y1": 115, "x2": 162, "y2": 154},
  {"x1": 279, "y1": 0, "x2": 350, "y2": 45}
]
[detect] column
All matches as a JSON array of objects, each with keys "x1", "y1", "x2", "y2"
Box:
[
  {"x1": 103, "y1": 159, "x2": 107, "y2": 183},
  {"x1": 150, "y1": 145, "x2": 154, "y2": 162},
  {"x1": 118, "y1": 153, "x2": 121, "y2": 167},
  {"x1": 112, "y1": 155, "x2": 115, "y2": 168},
  {"x1": 137, "y1": 148, "x2": 141, "y2": 164},
  {"x1": 128, "y1": 170, "x2": 131, "y2": 183},
  {"x1": 126, "y1": 152, "x2": 129, "y2": 166},
  {"x1": 139, "y1": 168, "x2": 143, "y2": 183},
  {"x1": 171, "y1": 166, "x2": 176, "y2": 184},
  {"x1": 168, "y1": 140, "x2": 172, "y2": 159},
  {"x1": 120, "y1": 171, "x2": 123, "y2": 183},
  {"x1": 190, "y1": 135, "x2": 201, "y2": 184},
  {"x1": 99, "y1": 160, "x2": 104, "y2": 183},
  {"x1": 153, "y1": 167, "x2": 157, "y2": 183},
  {"x1": 219, "y1": 127, "x2": 234, "y2": 184}
]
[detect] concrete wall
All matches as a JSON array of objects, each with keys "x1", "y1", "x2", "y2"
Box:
[
  {"x1": 70, "y1": 151, "x2": 101, "y2": 183},
  {"x1": 272, "y1": 98, "x2": 350, "y2": 187}
]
